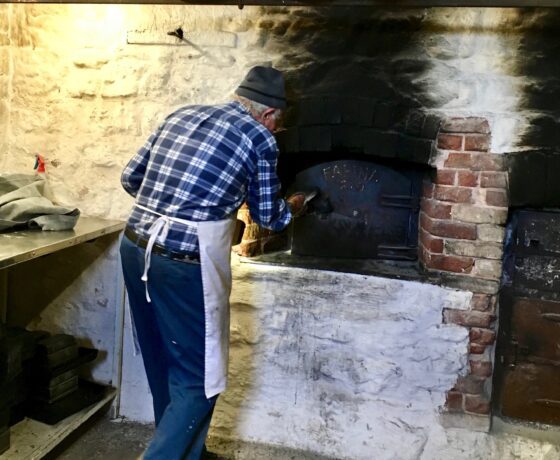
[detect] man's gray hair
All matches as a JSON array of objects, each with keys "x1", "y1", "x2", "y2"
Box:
[{"x1": 233, "y1": 95, "x2": 282, "y2": 121}]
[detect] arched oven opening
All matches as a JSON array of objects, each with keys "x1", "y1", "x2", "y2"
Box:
[
  {"x1": 233, "y1": 97, "x2": 438, "y2": 272},
  {"x1": 281, "y1": 155, "x2": 426, "y2": 261}
]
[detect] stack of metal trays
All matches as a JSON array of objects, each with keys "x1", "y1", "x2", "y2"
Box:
[
  {"x1": 31, "y1": 335, "x2": 80, "y2": 403},
  {"x1": 0, "y1": 327, "x2": 48, "y2": 451},
  {"x1": 26, "y1": 337, "x2": 100, "y2": 425},
  {"x1": 0, "y1": 328, "x2": 102, "y2": 427}
]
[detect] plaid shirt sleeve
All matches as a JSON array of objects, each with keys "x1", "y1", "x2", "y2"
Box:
[
  {"x1": 246, "y1": 138, "x2": 292, "y2": 232},
  {"x1": 121, "y1": 129, "x2": 159, "y2": 198}
]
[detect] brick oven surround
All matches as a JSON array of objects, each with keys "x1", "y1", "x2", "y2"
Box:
[
  {"x1": 422, "y1": 116, "x2": 507, "y2": 420},
  {"x1": 238, "y1": 107, "x2": 507, "y2": 285},
  {"x1": 236, "y1": 112, "x2": 508, "y2": 422}
]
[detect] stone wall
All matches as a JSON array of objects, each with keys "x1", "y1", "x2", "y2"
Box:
[
  {"x1": 0, "y1": 4, "x2": 286, "y2": 216},
  {"x1": 0, "y1": 4, "x2": 10, "y2": 171},
  {"x1": 1, "y1": 7, "x2": 559, "y2": 219}
]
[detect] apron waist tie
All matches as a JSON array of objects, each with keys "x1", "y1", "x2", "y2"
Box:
[{"x1": 134, "y1": 203, "x2": 195, "y2": 303}]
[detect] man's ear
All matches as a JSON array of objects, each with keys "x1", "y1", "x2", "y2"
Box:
[{"x1": 262, "y1": 108, "x2": 276, "y2": 119}]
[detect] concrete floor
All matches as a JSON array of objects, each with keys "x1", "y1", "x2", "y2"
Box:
[
  {"x1": 48, "y1": 415, "x2": 337, "y2": 460},
  {"x1": 46, "y1": 416, "x2": 153, "y2": 460},
  {"x1": 45, "y1": 413, "x2": 560, "y2": 460}
]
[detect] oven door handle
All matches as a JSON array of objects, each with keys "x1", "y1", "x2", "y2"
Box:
[{"x1": 379, "y1": 194, "x2": 420, "y2": 210}]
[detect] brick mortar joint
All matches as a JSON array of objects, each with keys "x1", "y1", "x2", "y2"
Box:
[
  {"x1": 423, "y1": 247, "x2": 476, "y2": 257},
  {"x1": 421, "y1": 266, "x2": 500, "y2": 286},
  {"x1": 420, "y1": 213, "x2": 476, "y2": 225},
  {"x1": 482, "y1": 186, "x2": 508, "y2": 191}
]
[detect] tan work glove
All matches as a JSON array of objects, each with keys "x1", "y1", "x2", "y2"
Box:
[{"x1": 286, "y1": 189, "x2": 318, "y2": 218}]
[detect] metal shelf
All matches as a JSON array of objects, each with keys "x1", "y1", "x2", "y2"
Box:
[
  {"x1": 2, "y1": 389, "x2": 117, "y2": 460},
  {"x1": 0, "y1": 217, "x2": 125, "y2": 270},
  {"x1": 0, "y1": 217, "x2": 125, "y2": 458}
]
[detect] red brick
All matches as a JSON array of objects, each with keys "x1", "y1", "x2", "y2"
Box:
[
  {"x1": 446, "y1": 391, "x2": 464, "y2": 412},
  {"x1": 457, "y1": 171, "x2": 478, "y2": 187},
  {"x1": 423, "y1": 180, "x2": 434, "y2": 199},
  {"x1": 480, "y1": 172, "x2": 507, "y2": 188},
  {"x1": 471, "y1": 294, "x2": 491, "y2": 311},
  {"x1": 435, "y1": 185, "x2": 473, "y2": 203},
  {"x1": 465, "y1": 134, "x2": 490, "y2": 152},
  {"x1": 429, "y1": 255, "x2": 474, "y2": 274},
  {"x1": 472, "y1": 154, "x2": 505, "y2": 172},
  {"x1": 471, "y1": 295, "x2": 498, "y2": 315},
  {"x1": 419, "y1": 212, "x2": 433, "y2": 233},
  {"x1": 455, "y1": 375, "x2": 485, "y2": 394},
  {"x1": 469, "y1": 343, "x2": 487, "y2": 354},
  {"x1": 444, "y1": 309, "x2": 495, "y2": 328},
  {"x1": 470, "y1": 360, "x2": 493, "y2": 377},
  {"x1": 437, "y1": 134, "x2": 463, "y2": 151},
  {"x1": 433, "y1": 169, "x2": 456, "y2": 185},
  {"x1": 444, "y1": 153, "x2": 472, "y2": 169},
  {"x1": 421, "y1": 248, "x2": 474, "y2": 275},
  {"x1": 470, "y1": 328, "x2": 497, "y2": 346},
  {"x1": 431, "y1": 219, "x2": 477, "y2": 240},
  {"x1": 421, "y1": 213, "x2": 477, "y2": 240},
  {"x1": 464, "y1": 394, "x2": 490, "y2": 414},
  {"x1": 420, "y1": 199, "x2": 452, "y2": 219},
  {"x1": 441, "y1": 117, "x2": 490, "y2": 134},
  {"x1": 486, "y1": 190, "x2": 508, "y2": 207},
  {"x1": 419, "y1": 229, "x2": 444, "y2": 253}
]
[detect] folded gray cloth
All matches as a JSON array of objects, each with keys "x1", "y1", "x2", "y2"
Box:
[{"x1": 0, "y1": 174, "x2": 80, "y2": 231}]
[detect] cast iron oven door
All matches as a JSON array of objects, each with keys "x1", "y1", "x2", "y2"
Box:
[
  {"x1": 497, "y1": 210, "x2": 560, "y2": 425},
  {"x1": 289, "y1": 159, "x2": 422, "y2": 260}
]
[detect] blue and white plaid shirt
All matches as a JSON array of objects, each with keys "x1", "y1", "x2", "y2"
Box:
[{"x1": 121, "y1": 101, "x2": 291, "y2": 255}]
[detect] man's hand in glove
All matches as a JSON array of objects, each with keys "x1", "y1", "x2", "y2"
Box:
[{"x1": 286, "y1": 189, "x2": 319, "y2": 218}]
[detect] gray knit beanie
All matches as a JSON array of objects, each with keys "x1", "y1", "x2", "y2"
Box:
[{"x1": 235, "y1": 66, "x2": 286, "y2": 110}]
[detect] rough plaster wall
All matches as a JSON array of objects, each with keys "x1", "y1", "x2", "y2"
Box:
[{"x1": 211, "y1": 260, "x2": 472, "y2": 460}]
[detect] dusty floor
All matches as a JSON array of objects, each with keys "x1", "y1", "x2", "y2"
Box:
[
  {"x1": 43, "y1": 413, "x2": 560, "y2": 460},
  {"x1": 47, "y1": 415, "x2": 336, "y2": 460},
  {"x1": 46, "y1": 416, "x2": 152, "y2": 460}
]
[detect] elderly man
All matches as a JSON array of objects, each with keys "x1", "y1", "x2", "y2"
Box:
[{"x1": 120, "y1": 66, "x2": 305, "y2": 460}]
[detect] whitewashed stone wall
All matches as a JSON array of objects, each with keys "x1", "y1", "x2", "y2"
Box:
[
  {"x1": 0, "y1": 4, "x2": 286, "y2": 217},
  {"x1": 215, "y1": 260, "x2": 471, "y2": 460},
  {"x1": 0, "y1": 4, "x2": 10, "y2": 171}
]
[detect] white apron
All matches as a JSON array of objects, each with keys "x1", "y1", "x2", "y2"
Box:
[{"x1": 133, "y1": 203, "x2": 236, "y2": 399}]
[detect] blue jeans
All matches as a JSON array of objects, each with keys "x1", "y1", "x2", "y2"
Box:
[{"x1": 120, "y1": 235, "x2": 217, "y2": 460}]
